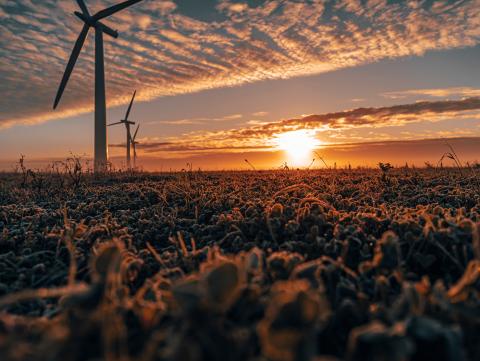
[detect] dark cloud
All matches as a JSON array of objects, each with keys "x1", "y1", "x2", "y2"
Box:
[
  {"x1": 109, "y1": 141, "x2": 273, "y2": 153},
  {"x1": 173, "y1": 0, "x2": 226, "y2": 22},
  {"x1": 280, "y1": 97, "x2": 480, "y2": 129}
]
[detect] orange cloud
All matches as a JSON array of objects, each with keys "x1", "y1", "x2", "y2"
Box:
[
  {"x1": 121, "y1": 98, "x2": 480, "y2": 155},
  {"x1": 383, "y1": 87, "x2": 480, "y2": 99}
]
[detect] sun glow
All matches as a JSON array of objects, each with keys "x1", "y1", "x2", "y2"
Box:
[{"x1": 275, "y1": 130, "x2": 319, "y2": 166}]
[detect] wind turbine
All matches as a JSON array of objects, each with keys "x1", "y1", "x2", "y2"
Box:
[
  {"x1": 130, "y1": 124, "x2": 140, "y2": 169},
  {"x1": 53, "y1": 0, "x2": 144, "y2": 173},
  {"x1": 108, "y1": 90, "x2": 136, "y2": 169}
]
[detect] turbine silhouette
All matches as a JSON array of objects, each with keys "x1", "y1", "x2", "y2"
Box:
[
  {"x1": 108, "y1": 90, "x2": 136, "y2": 169},
  {"x1": 53, "y1": 0, "x2": 144, "y2": 173},
  {"x1": 130, "y1": 124, "x2": 140, "y2": 169}
]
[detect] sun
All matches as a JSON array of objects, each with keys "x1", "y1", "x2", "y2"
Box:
[{"x1": 275, "y1": 130, "x2": 319, "y2": 166}]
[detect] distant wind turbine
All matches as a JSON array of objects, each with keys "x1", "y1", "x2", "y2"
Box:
[
  {"x1": 108, "y1": 90, "x2": 136, "y2": 169},
  {"x1": 53, "y1": 0, "x2": 144, "y2": 173},
  {"x1": 131, "y1": 124, "x2": 140, "y2": 168}
]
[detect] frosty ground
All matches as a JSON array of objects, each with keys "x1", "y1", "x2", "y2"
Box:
[{"x1": 0, "y1": 168, "x2": 479, "y2": 361}]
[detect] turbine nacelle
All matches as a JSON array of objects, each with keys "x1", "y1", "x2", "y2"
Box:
[
  {"x1": 74, "y1": 11, "x2": 118, "y2": 39},
  {"x1": 108, "y1": 90, "x2": 138, "y2": 127},
  {"x1": 108, "y1": 120, "x2": 135, "y2": 126}
]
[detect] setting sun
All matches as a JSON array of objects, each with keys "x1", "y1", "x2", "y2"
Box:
[{"x1": 275, "y1": 129, "x2": 319, "y2": 166}]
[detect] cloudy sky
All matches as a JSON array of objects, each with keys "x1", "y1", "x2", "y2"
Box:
[{"x1": 1, "y1": 0, "x2": 480, "y2": 170}]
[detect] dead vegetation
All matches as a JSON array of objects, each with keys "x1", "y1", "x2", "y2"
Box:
[{"x1": 0, "y1": 168, "x2": 479, "y2": 361}]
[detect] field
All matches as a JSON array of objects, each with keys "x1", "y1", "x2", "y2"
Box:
[{"x1": 0, "y1": 168, "x2": 479, "y2": 361}]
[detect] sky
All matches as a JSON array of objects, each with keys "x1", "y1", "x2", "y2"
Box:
[{"x1": 1, "y1": 0, "x2": 480, "y2": 170}]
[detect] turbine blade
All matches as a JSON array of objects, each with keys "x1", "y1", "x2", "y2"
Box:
[
  {"x1": 99, "y1": 23, "x2": 119, "y2": 39},
  {"x1": 108, "y1": 121, "x2": 123, "y2": 126},
  {"x1": 133, "y1": 124, "x2": 140, "y2": 140},
  {"x1": 76, "y1": 0, "x2": 90, "y2": 17},
  {"x1": 93, "y1": 0, "x2": 143, "y2": 21},
  {"x1": 124, "y1": 90, "x2": 136, "y2": 120},
  {"x1": 74, "y1": 11, "x2": 88, "y2": 23},
  {"x1": 53, "y1": 24, "x2": 89, "y2": 109}
]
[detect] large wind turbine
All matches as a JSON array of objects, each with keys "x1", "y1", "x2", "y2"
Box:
[
  {"x1": 53, "y1": 0, "x2": 144, "y2": 173},
  {"x1": 131, "y1": 124, "x2": 140, "y2": 169},
  {"x1": 108, "y1": 90, "x2": 136, "y2": 169}
]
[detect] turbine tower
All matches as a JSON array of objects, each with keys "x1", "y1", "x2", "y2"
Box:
[
  {"x1": 131, "y1": 124, "x2": 140, "y2": 169},
  {"x1": 53, "y1": 0, "x2": 144, "y2": 173},
  {"x1": 108, "y1": 90, "x2": 136, "y2": 169}
]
